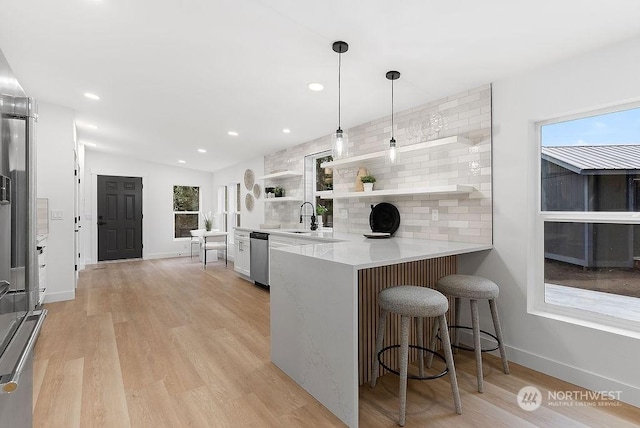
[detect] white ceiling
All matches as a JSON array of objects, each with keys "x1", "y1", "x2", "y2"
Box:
[{"x1": 1, "y1": 0, "x2": 640, "y2": 173}]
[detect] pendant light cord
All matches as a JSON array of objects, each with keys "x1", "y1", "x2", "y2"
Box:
[
  {"x1": 338, "y1": 52, "x2": 342, "y2": 130},
  {"x1": 391, "y1": 78, "x2": 394, "y2": 138}
]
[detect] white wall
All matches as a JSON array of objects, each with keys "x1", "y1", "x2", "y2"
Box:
[
  {"x1": 459, "y1": 36, "x2": 640, "y2": 406},
  {"x1": 36, "y1": 101, "x2": 76, "y2": 303},
  {"x1": 83, "y1": 151, "x2": 214, "y2": 263},
  {"x1": 211, "y1": 155, "x2": 265, "y2": 235}
]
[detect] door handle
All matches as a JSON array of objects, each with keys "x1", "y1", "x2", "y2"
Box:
[
  {"x1": 0, "y1": 309, "x2": 48, "y2": 393},
  {"x1": 0, "y1": 281, "x2": 9, "y2": 300},
  {"x1": 97, "y1": 221, "x2": 107, "y2": 226}
]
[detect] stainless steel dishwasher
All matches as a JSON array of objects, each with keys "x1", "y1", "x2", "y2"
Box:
[{"x1": 249, "y1": 232, "x2": 269, "y2": 288}]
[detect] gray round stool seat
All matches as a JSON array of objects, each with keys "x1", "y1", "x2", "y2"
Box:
[
  {"x1": 436, "y1": 274, "x2": 499, "y2": 300},
  {"x1": 379, "y1": 285, "x2": 448, "y2": 318},
  {"x1": 371, "y1": 285, "x2": 462, "y2": 426},
  {"x1": 430, "y1": 274, "x2": 510, "y2": 394}
]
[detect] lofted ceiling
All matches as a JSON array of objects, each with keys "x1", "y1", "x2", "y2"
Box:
[{"x1": 1, "y1": 0, "x2": 640, "y2": 173}]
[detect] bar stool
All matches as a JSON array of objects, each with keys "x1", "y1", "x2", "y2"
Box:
[
  {"x1": 370, "y1": 285, "x2": 462, "y2": 426},
  {"x1": 429, "y1": 274, "x2": 510, "y2": 393}
]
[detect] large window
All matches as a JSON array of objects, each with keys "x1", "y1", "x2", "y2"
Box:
[
  {"x1": 305, "y1": 151, "x2": 333, "y2": 228},
  {"x1": 535, "y1": 104, "x2": 640, "y2": 332},
  {"x1": 173, "y1": 185, "x2": 200, "y2": 238}
]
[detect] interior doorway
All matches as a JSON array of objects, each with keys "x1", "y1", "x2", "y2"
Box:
[{"x1": 97, "y1": 175, "x2": 143, "y2": 261}]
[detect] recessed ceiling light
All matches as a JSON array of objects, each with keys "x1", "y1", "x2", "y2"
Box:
[
  {"x1": 84, "y1": 92, "x2": 100, "y2": 100},
  {"x1": 283, "y1": 128, "x2": 291, "y2": 134},
  {"x1": 197, "y1": 149, "x2": 207, "y2": 153},
  {"x1": 308, "y1": 83, "x2": 324, "y2": 91},
  {"x1": 77, "y1": 122, "x2": 98, "y2": 129},
  {"x1": 178, "y1": 160, "x2": 186, "y2": 164},
  {"x1": 228, "y1": 131, "x2": 239, "y2": 136}
]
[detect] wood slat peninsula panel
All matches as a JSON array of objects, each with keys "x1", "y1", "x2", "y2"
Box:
[{"x1": 358, "y1": 256, "x2": 457, "y2": 385}]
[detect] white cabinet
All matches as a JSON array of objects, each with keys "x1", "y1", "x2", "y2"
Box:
[{"x1": 234, "y1": 230, "x2": 251, "y2": 277}]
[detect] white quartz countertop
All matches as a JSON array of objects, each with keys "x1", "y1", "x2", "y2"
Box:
[
  {"x1": 235, "y1": 227, "x2": 491, "y2": 269},
  {"x1": 235, "y1": 227, "x2": 342, "y2": 242},
  {"x1": 277, "y1": 238, "x2": 491, "y2": 269}
]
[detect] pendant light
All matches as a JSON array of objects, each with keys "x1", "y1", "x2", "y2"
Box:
[
  {"x1": 331, "y1": 41, "x2": 349, "y2": 159},
  {"x1": 385, "y1": 70, "x2": 400, "y2": 164}
]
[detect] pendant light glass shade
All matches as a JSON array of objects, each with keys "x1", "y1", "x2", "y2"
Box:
[
  {"x1": 386, "y1": 138, "x2": 397, "y2": 164},
  {"x1": 385, "y1": 70, "x2": 400, "y2": 164},
  {"x1": 331, "y1": 41, "x2": 349, "y2": 159},
  {"x1": 332, "y1": 128, "x2": 348, "y2": 159}
]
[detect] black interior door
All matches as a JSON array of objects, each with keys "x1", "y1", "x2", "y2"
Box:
[{"x1": 97, "y1": 175, "x2": 142, "y2": 261}]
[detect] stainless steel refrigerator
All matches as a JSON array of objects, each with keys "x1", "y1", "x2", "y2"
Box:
[{"x1": 0, "y1": 48, "x2": 47, "y2": 427}]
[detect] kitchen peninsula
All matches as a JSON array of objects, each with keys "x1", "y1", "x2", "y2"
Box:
[
  {"x1": 269, "y1": 234, "x2": 490, "y2": 427},
  {"x1": 257, "y1": 84, "x2": 493, "y2": 427}
]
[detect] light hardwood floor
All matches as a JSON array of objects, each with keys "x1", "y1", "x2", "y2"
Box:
[{"x1": 33, "y1": 258, "x2": 640, "y2": 427}]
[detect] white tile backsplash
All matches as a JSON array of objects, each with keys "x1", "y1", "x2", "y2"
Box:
[{"x1": 264, "y1": 84, "x2": 492, "y2": 244}]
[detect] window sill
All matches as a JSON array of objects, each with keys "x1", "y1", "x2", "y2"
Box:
[{"x1": 529, "y1": 298, "x2": 640, "y2": 340}]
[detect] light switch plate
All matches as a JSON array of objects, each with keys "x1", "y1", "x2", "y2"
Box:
[
  {"x1": 432, "y1": 209, "x2": 439, "y2": 221},
  {"x1": 51, "y1": 210, "x2": 63, "y2": 220}
]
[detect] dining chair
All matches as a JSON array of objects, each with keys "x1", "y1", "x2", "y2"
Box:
[
  {"x1": 201, "y1": 232, "x2": 227, "y2": 268},
  {"x1": 189, "y1": 229, "x2": 206, "y2": 258}
]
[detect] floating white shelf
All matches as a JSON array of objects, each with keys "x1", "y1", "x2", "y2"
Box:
[
  {"x1": 257, "y1": 170, "x2": 303, "y2": 180},
  {"x1": 321, "y1": 136, "x2": 470, "y2": 169},
  {"x1": 264, "y1": 197, "x2": 303, "y2": 202},
  {"x1": 318, "y1": 185, "x2": 475, "y2": 200},
  {"x1": 316, "y1": 190, "x2": 334, "y2": 199}
]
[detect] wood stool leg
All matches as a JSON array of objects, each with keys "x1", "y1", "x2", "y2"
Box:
[
  {"x1": 370, "y1": 309, "x2": 388, "y2": 388},
  {"x1": 426, "y1": 316, "x2": 439, "y2": 368},
  {"x1": 398, "y1": 315, "x2": 411, "y2": 426},
  {"x1": 470, "y1": 299, "x2": 484, "y2": 393},
  {"x1": 416, "y1": 317, "x2": 424, "y2": 378},
  {"x1": 438, "y1": 314, "x2": 462, "y2": 415},
  {"x1": 489, "y1": 299, "x2": 510, "y2": 374}
]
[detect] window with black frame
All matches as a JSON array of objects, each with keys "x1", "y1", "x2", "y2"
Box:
[
  {"x1": 173, "y1": 185, "x2": 200, "y2": 238},
  {"x1": 315, "y1": 154, "x2": 333, "y2": 228}
]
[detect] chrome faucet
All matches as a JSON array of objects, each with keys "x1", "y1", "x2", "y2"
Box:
[{"x1": 299, "y1": 202, "x2": 318, "y2": 231}]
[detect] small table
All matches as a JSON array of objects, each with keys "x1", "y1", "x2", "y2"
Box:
[{"x1": 202, "y1": 231, "x2": 228, "y2": 268}]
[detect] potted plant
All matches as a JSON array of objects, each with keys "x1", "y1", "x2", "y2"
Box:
[
  {"x1": 360, "y1": 175, "x2": 376, "y2": 192},
  {"x1": 315, "y1": 205, "x2": 328, "y2": 229},
  {"x1": 202, "y1": 211, "x2": 213, "y2": 231},
  {"x1": 274, "y1": 187, "x2": 284, "y2": 198}
]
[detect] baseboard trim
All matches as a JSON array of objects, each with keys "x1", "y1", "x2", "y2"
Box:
[
  {"x1": 44, "y1": 290, "x2": 75, "y2": 304},
  {"x1": 145, "y1": 252, "x2": 187, "y2": 260},
  {"x1": 457, "y1": 330, "x2": 640, "y2": 407},
  {"x1": 85, "y1": 252, "x2": 235, "y2": 264},
  {"x1": 145, "y1": 251, "x2": 235, "y2": 261}
]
